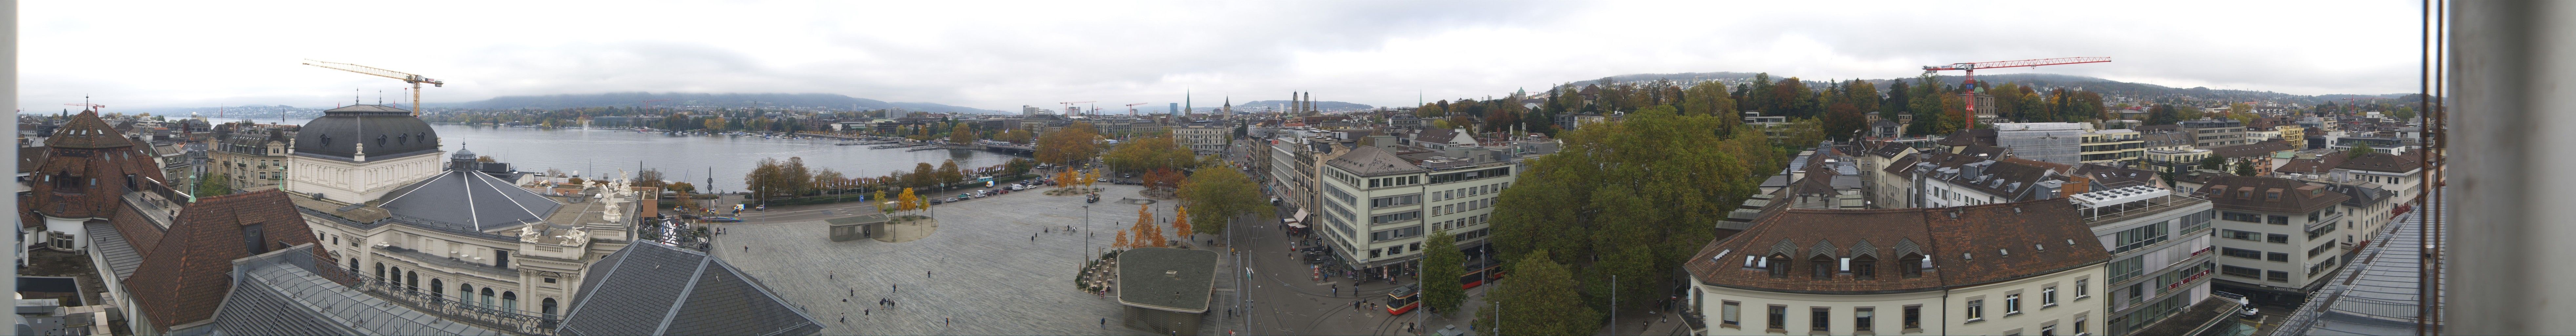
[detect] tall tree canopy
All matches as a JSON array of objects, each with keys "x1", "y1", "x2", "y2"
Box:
[{"x1": 1490, "y1": 106, "x2": 1781, "y2": 314}]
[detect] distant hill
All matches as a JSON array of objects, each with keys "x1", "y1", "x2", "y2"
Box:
[
  {"x1": 1223, "y1": 100, "x2": 1374, "y2": 111},
  {"x1": 434, "y1": 92, "x2": 1000, "y2": 113},
  {"x1": 1570, "y1": 72, "x2": 2412, "y2": 105}
]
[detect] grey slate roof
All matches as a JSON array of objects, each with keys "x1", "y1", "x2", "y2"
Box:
[
  {"x1": 192, "y1": 243, "x2": 505, "y2": 336},
  {"x1": 291, "y1": 104, "x2": 441, "y2": 162},
  {"x1": 1115, "y1": 247, "x2": 1219, "y2": 313},
  {"x1": 2270, "y1": 215, "x2": 2443, "y2": 336},
  {"x1": 1324, "y1": 146, "x2": 1428, "y2": 177},
  {"x1": 377, "y1": 169, "x2": 565, "y2": 232},
  {"x1": 82, "y1": 221, "x2": 145, "y2": 281},
  {"x1": 558, "y1": 242, "x2": 822, "y2": 336}
]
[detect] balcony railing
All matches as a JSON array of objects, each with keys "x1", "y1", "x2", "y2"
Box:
[
  {"x1": 353, "y1": 275, "x2": 558, "y2": 335},
  {"x1": 376, "y1": 245, "x2": 518, "y2": 277}
]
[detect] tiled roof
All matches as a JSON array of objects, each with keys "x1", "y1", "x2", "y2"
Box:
[
  {"x1": 1870, "y1": 141, "x2": 1913, "y2": 158},
  {"x1": 17, "y1": 146, "x2": 46, "y2": 173},
  {"x1": 82, "y1": 221, "x2": 146, "y2": 281},
  {"x1": 375, "y1": 169, "x2": 566, "y2": 232},
  {"x1": 48, "y1": 111, "x2": 133, "y2": 149},
  {"x1": 1942, "y1": 159, "x2": 2060, "y2": 200},
  {"x1": 124, "y1": 190, "x2": 319, "y2": 333},
  {"x1": 2273, "y1": 155, "x2": 2348, "y2": 176},
  {"x1": 559, "y1": 242, "x2": 822, "y2": 336},
  {"x1": 2074, "y1": 164, "x2": 2158, "y2": 189},
  {"x1": 1685, "y1": 200, "x2": 2110, "y2": 294},
  {"x1": 1880, "y1": 156, "x2": 1921, "y2": 178},
  {"x1": 2196, "y1": 176, "x2": 2350, "y2": 214},
  {"x1": 1324, "y1": 146, "x2": 1428, "y2": 177},
  {"x1": 194, "y1": 243, "x2": 505, "y2": 336},
  {"x1": 2337, "y1": 152, "x2": 2422, "y2": 173},
  {"x1": 1957, "y1": 144, "x2": 2013, "y2": 160},
  {"x1": 2209, "y1": 139, "x2": 2294, "y2": 159}
]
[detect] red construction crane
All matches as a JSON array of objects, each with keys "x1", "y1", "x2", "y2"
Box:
[
  {"x1": 1922, "y1": 57, "x2": 2112, "y2": 131},
  {"x1": 1125, "y1": 103, "x2": 1149, "y2": 116}
]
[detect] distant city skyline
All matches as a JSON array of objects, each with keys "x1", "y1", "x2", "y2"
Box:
[{"x1": 24, "y1": 1, "x2": 2424, "y2": 112}]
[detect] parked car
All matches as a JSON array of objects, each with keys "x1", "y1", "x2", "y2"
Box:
[
  {"x1": 954, "y1": 196, "x2": 971, "y2": 202},
  {"x1": 704, "y1": 217, "x2": 742, "y2": 222},
  {"x1": 930, "y1": 199, "x2": 947, "y2": 205}
]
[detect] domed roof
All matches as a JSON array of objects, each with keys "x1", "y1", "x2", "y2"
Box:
[
  {"x1": 291, "y1": 104, "x2": 440, "y2": 161},
  {"x1": 451, "y1": 147, "x2": 476, "y2": 159}
]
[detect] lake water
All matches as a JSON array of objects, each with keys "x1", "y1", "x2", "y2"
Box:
[{"x1": 428, "y1": 125, "x2": 1018, "y2": 193}]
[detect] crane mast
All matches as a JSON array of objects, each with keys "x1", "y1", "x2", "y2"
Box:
[{"x1": 1920, "y1": 57, "x2": 2111, "y2": 131}]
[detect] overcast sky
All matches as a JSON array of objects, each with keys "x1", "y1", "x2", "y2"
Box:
[{"x1": 22, "y1": 1, "x2": 2426, "y2": 113}]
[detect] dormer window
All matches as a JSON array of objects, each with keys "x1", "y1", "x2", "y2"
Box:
[
  {"x1": 1811, "y1": 256, "x2": 1835, "y2": 279},
  {"x1": 1767, "y1": 254, "x2": 1791, "y2": 278},
  {"x1": 1853, "y1": 255, "x2": 1879, "y2": 280},
  {"x1": 1902, "y1": 253, "x2": 1927, "y2": 278}
]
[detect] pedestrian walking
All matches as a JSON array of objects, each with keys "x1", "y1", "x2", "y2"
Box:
[
  {"x1": 893, "y1": 284, "x2": 898, "y2": 292},
  {"x1": 865, "y1": 309, "x2": 870, "y2": 316},
  {"x1": 828, "y1": 271, "x2": 834, "y2": 279},
  {"x1": 1101, "y1": 318, "x2": 1107, "y2": 328},
  {"x1": 838, "y1": 312, "x2": 845, "y2": 323},
  {"x1": 944, "y1": 317, "x2": 950, "y2": 326}
]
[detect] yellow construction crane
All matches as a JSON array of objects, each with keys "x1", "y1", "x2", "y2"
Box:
[{"x1": 302, "y1": 59, "x2": 444, "y2": 116}]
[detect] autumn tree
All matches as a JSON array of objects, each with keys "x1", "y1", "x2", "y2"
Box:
[
  {"x1": 1470, "y1": 250, "x2": 1599, "y2": 336},
  {"x1": 666, "y1": 181, "x2": 696, "y2": 193},
  {"x1": 1130, "y1": 204, "x2": 1163, "y2": 247},
  {"x1": 1421, "y1": 230, "x2": 1465, "y2": 314},
  {"x1": 813, "y1": 169, "x2": 847, "y2": 198},
  {"x1": 1036, "y1": 122, "x2": 1103, "y2": 166},
  {"x1": 1103, "y1": 135, "x2": 1195, "y2": 174},
  {"x1": 1177, "y1": 166, "x2": 1264, "y2": 236},
  {"x1": 475, "y1": 155, "x2": 496, "y2": 163},
  {"x1": 912, "y1": 162, "x2": 937, "y2": 189},
  {"x1": 1114, "y1": 230, "x2": 1131, "y2": 250},
  {"x1": 1821, "y1": 102, "x2": 1867, "y2": 141},
  {"x1": 937, "y1": 159, "x2": 964, "y2": 187},
  {"x1": 949, "y1": 123, "x2": 975, "y2": 144},
  {"x1": 875, "y1": 189, "x2": 891, "y2": 212},
  {"x1": 1142, "y1": 168, "x2": 1184, "y2": 191},
  {"x1": 1170, "y1": 206, "x2": 1193, "y2": 242},
  {"x1": 634, "y1": 169, "x2": 668, "y2": 189},
  {"x1": 896, "y1": 188, "x2": 919, "y2": 211}
]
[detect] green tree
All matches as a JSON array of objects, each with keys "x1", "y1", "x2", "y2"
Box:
[
  {"x1": 1421, "y1": 230, "x2": 1465, "y2": 314},
  {"x1": 2348, "y1": 143, "x2": 2378, "y2": 158},
  {"x1": 2234, "y1": 159, "x2": 2258, "y2": 176},
  {"x1": 1489, "y1": 106, "x2": 1775, "y2": 313},
  {"x1": 1820, "y1": 102, "x2": 1867, "y2": 141},
  {"x1": 2199, "y1": 156, "x2": 2228, "y2": 172},
  {"x1": 195, "y1": 173, "x2": 235, "y2": 196},
  {"x1": 1103, "y1": 135, "x2": 1196, "y2": 174},
  {"x1": 1177, "y1": 166, "x2": 1264, "y2": 236},
  {"x1": 1470, "y1": 250, "x2": 1599, "y2": 336},
  {"x1": 937, "y1": 160, "x2": 964, "y2": 187},
  {"x1": 1004, "y1": 158, "x2": 1037, "y2": 177}
]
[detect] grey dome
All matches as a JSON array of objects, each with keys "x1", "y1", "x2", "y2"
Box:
[{"x1": 292, "y1": 104, "x2": 440, "y2": 161}]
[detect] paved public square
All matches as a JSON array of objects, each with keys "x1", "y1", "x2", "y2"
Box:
[{"x1": 709, "y1": 183, "x2": 1243, "y2": 335}]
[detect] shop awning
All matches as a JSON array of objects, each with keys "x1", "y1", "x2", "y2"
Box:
[{"x1": 1286, "y1": 209, "x2": 1310, "y2": 228}]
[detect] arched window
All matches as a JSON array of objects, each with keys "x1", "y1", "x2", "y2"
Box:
[
  {"x1": 430, "y1": 279, "x2": 445, "y2": 303},
  {"x1": 348, "y1": 258, "x2": 360, "y2": 275},
  {"x1": 542, "y1": 298, "x2": 559, "y2": 320},
  {"x1": 1902, "y1": 253, "x2": 1927, "y2": 278},
  {"x1": 405, "y1": 271, "x2": 419, "y2": 293},
  {"x1": 481, "y1": 288, "x2": 496, "y2": 309},
  {"x1": 459, "y1": 284, "x2": 474, "y2": 306},
  {"x1": 374, "y1": 263, "x2": 386, "y2": 282},
  {"x1": 1853, "y1": 255, "x2": 1879, "y2": 280},
  {"x1": 1811, "y1": 256, "x2": 1836, "y2": 280},
  {"x1": 502, "y1": 292, "x2": 518, "y2": 312},
  {"x1": 1767, "y1": 254, "x2": 1791, "y2": 278}
]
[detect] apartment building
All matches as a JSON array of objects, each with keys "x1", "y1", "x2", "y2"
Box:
[
  {"x1": 210, "y1": 127, "x2": 295, "y2": 191},
  {"x1": 2070, "y1": 185, "x2": 2221, "y2": 335},
  {"x1": 1315, "y1": 146, "x2": 1515, "y2": 275},
  {"x1": 1173, "y1": 123, "x2": 1230, "y2": 156},
  {"x1": 1685, "y1": 200, "x2": 2108, "y2": 336},
  {"x1": 2080, "y1": 129, "x2": 2146, "y2": 166},
  {"x1": 2196, "y1": 176, "x2": 2351, "y2": 305},
  {"x1": 2178, "y1": 119, "x2": 2247, "y2": 148}
]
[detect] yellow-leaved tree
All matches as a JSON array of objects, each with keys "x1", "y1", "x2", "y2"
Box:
[
  {"x1": 1170, "y1": 206, "x2": 1192, "y2": 241},
  {"x1": 896, "y1": 188, "x2": 918, "y2": 211},
  {"x1": 1114, "y1": 230, "x2": 1131, "y2": 250}
]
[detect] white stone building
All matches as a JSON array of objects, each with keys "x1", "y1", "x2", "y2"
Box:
[{"x1": 1685, "y1": 200, "x2": 2108, "y2": 336}]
